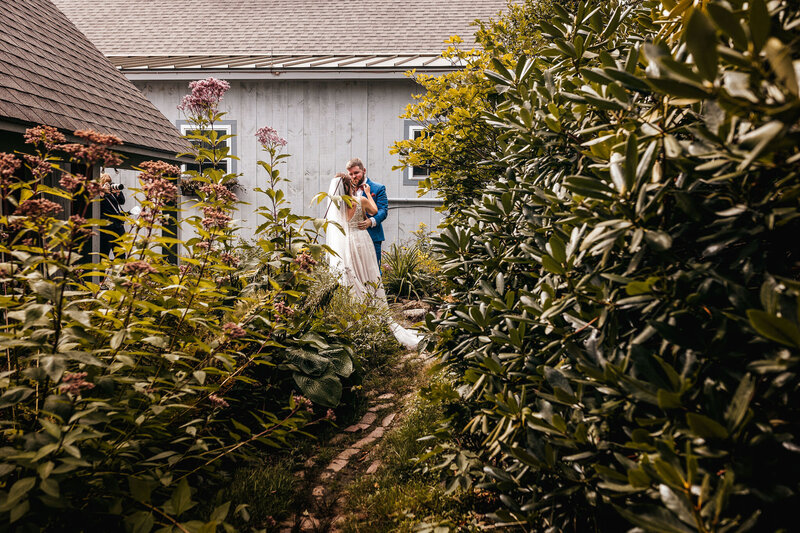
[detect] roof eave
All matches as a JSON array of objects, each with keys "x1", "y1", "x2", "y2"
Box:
[
  {"x1": 0, "y1": 118, "x2": 189, "y2": 168},
  {"x1": 120, "y1": 66, "x2": 460, "y2": 81}
]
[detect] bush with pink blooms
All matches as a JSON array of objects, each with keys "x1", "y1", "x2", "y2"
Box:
[{"x1": 0, "y1": 77, "x2": 356, "y2": 532}]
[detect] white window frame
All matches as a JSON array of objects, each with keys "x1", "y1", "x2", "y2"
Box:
[
  {"x1": 177, "y1": 121, "x2": 237, "y2": 175},
  {"x1": 403, "y1": 120, "x2": 432, "y2": 185}
]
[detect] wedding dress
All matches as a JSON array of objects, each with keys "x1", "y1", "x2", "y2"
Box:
[{"x1": 325, "y1": 178, "x2": 422, "y2": 350}]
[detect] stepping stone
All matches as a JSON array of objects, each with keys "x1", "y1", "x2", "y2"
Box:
[
  {"x1": 352, "y1": 435, "x2": 377, "y2": 449},
  {"x1": 304, "y1": 457, "x2": 315, "y2": 468},
  {"x1": 366, "y1": 460, "x2": 382, "y2": 474},
  {"x1": 327, "y1": 459, "x2": 348, "y2": 472},
  {"x1": 368, "y1": 403, "x2": 393, "y2": 412},
  {"x1": 367, "y1": 427, "x2": 385, "y2": 439},
  {"x1": 299, "y1": 516, "x2": 319, "y2": 532},
  {"x1": 381, "y1": 413, "x2": 396, "y2": 427},
  {"x1": 294, "y1": 470, "x2": 305, "y2": 479},
  {"x1": 335, "y1": 447, "x2": 360, "y2": 462},
  {"x1": 344, "y1": 423, "x2": 369, "y2": 432},
  {"x1": 319, "y1": 471, "x2": 334, "y2": 480},
  {"x1": 403, "y1": 308, "x2": 426, "y2": 321},
  {"x1": 357, "y1": 412, "x2": 377, "y2": 425},
  {"x1": 312, "y1": 485, "x2": 325, "y2": 498},
  {"x1": 377, "y1": 393, "x2": 395, "y2": 400}
]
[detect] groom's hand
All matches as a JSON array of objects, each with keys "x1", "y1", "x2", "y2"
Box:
[{"x1": 356, "y1": 219, "x2": 371, "y2": 230}]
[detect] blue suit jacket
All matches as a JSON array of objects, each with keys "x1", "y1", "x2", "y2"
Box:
[{"x1": 364, "y1": 177, "x2": 388, "y2": 243}]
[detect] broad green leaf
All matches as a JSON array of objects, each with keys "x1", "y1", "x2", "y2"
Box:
[
  {"x1": 707, "y1": 2, "x2": 747, "y2": 49},
  {"x1": 541, "y1": 255, "x2": 565, "y2": 275},
  {"x1": 547, "y1": 236, "x2": 567, "y2": 264},
  {"x1": 749, "y1": 0, "x2": 770, "y2": 52},
  {"x1": 292, "y1": 373, "x2": 342, "y2": 407},
  {"x1": 685, "y1": 8, "x2": 718, "y2": 81},
  {"x1": 614, "y1": 504, "x2": 694, "y2": 533},
  {"x1": 0, "y1": 387, "x2": 34, "y2": 409},
  {"x1": 747, "y1": 309, "x2": 800, "y2": 347},
  {"x1": 170, "y1": 479, "x2": 192, "y2": 517},
  {"x1": 686, "y1": 413, "x2": 729, "y2": 439},
  {"x1": 725, "y1": 374, "x2": 755, "y2": 432},
  {"x1": 125, "y1": 511, "x2": 154, "y2": 533}
]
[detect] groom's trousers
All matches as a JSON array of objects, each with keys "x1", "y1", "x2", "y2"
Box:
[{"x1": 374, "y1": 241, "x2": 382, "y2": 273}]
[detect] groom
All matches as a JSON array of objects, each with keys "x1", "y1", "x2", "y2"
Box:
[{"x1": 346, "y1": 157, "x2": 388, "y2": 267}]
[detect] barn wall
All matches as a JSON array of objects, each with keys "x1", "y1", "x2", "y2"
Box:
[{"x1": 115, "y1": 78, "x2": 443, "y2": 249}]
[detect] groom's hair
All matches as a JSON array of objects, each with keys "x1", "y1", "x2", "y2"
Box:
[{"x1": 345, "y1": 157, "x2": 365, "y2": 171}]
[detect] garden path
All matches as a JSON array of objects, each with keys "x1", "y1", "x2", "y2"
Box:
[{"x1": 280, "y1": 312, "x2": 433, "y2": 532}]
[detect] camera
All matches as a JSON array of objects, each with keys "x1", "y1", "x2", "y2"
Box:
[{"x1": 109, "y1": 183, "x2": 124, "y2": 192}]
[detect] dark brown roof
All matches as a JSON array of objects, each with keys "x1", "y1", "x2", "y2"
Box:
[
  {"x1": 0, "y1": 0, "x2": 187, "y2": 158},
  {"x1": 53, "y1": 0, "x2": 512, "y2": 56}
]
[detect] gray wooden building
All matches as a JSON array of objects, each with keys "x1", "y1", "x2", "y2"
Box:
[{"x1": 55, "y1": 0, "x2": 512, "y2": 245}]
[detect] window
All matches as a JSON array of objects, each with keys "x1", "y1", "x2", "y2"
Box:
[
  {"x1": 403, "y1": 120, "x2": 433, "y2": 186},
  {"x1": 409, "y1": 126, "x2": 431, "y2": 179},
  {"x1": 177, "y1": 121, "x2": 237, "y2": 175}
]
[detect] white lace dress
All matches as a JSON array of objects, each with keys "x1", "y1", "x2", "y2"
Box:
[
  {"x1": 333, "y1": 197, "x2": 422, "y2": 350},
  {"x1": 342, "y1": 203, "x2": 383, "y2": 298}
]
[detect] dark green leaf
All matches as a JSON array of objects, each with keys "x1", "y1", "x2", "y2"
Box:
[
  {"x1": 747, "y1": 309, "x2": 800, "y2": 347},
  {"x1": 749, "y1": 0, "x2": 771, "y2": 52},
  {"x1": 686, "y1": 413, "x2": 729, "y2": 439},
  {"x1": 685, "y1": 8, "x2": 718, "y2": 81}
]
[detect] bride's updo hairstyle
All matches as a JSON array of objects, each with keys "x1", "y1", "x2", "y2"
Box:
[{"x1": 334, "y1": 172, "x2": 353, "y2": 195}]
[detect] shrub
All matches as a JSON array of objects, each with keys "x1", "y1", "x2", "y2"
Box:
[
  {"x1": 0, "y1": 79, "x2": 341, "y2": 531},
  {"x1": 383, "y1": 224, "x2": 442, "y2": 301},
  {"x1": 424, "y1": 1, "x2": 800, "y2": 531}
]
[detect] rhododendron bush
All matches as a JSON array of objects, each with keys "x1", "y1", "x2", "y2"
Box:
[{"x1": 0, "y1": 79, "x2": 351, "y2": 531}]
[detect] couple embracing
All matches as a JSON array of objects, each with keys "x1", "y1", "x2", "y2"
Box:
[{"x1": 325, "y1": 158, "x2": 420, "y2": 350}]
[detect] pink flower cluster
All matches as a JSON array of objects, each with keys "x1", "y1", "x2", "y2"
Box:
[
  {"x1": 69, "y1": 215, "x2": 93, "y2": 237},
  {"x1": 23, "y1": 154, "x2": 52, "y2": 179},
  {"x1": 208, "y1": 394, "x2": 230, "y2": 408},
  {"x1": 199, "y1": 183, "x2": 238, "y2": 204},
  {"x1": 274, "y1": 301, "x2": 295, "y2": 318},
  {"x1": 59, "y1": 173, "x2": 85, "y2": 193},
  {"x1": 123, "y1": 260, "x2": 158, "y2": 276},
  {"x1": 60, "y1": 130, "x2": 123, "y2": 167},
  {"x1": 85, "y1": 180, "x2": 111, "y2": 199},
  {"x1": 201, "y1": 206, "x2": 232, "y2": 229},
  {"x1": 178, "y1": 77, "x2": 231, "y2": 115},
  {"x1": 223, "y1": 322, "x2": 247, "y2": 339},
  {"x1": 59, "y1": 372, "x2": 94, "y2": 395},
  {"x1": 15, "y1": 198, "x2": 63, "y2": 219},
  {"x1": 293, "y1": 251, "x2": 317, "y2": 272},
  {"x1": 0, "y1": 152, "x2": 20, "y2": 180},
  {"x1": 293, "y1": 395, "x2": 313, "y2": 412},
  {"x1": 221, "y1": 252, "x2": 241, "y2": 267},
  {"x1": 23, "y1": 125, "x2": 65, "y2": 150},
  {"x1": 255, "y1": 126, "x2": 287, "y2": 148}
]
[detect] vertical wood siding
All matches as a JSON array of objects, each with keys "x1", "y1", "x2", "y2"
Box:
[{"x1": 119, "y1": 78, "x2": 442, "y2": 248}]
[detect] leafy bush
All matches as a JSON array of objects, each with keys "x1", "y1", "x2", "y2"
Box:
[
  {"x1": 0, "y1": 80, "x2": 342, "y2": 531},
  {"x1": 423, "y1": 0, "x2": 800, "y2": 531},
  {"x1": 382, "y1": 224, "x2": 442, "y2": 301}
]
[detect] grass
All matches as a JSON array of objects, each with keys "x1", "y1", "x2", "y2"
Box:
[
  {"x1": 225, "y1": 456, "x2": 301, "y2": 530},
  {"x1": 340, "y1": 372, "x2": 500, "y2": 533}
]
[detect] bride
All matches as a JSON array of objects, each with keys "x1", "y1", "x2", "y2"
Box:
[{"x1": 325, "y1": 173, "x2": 421, "y2": 350}]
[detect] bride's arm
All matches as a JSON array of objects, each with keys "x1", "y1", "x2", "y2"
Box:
[{"x1": 360, "y1": 183, "x2": 378, "y2": 215}]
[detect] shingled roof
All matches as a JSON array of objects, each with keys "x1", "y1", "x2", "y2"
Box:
[
  {"x1": 0, "y1": 0, "x2": 187, "y2": 160},
  {"x1": 54, "y1": 0, "x2": 512, "y2": 56}
]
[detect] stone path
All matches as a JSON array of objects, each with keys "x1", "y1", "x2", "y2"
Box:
[
  {"x1": 279, "y1": 370, "x2": 416, "y2": 532},
  {"x1": 279, "y1": 303, "x2": 434, "y2": 532}
]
